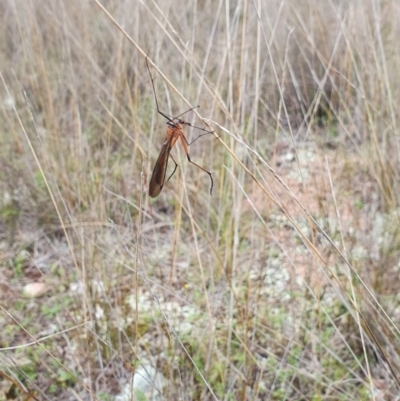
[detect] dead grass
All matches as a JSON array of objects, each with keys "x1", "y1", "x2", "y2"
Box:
[{"x1": 1, "y1": 0, "x2": 400, "y2": 400}]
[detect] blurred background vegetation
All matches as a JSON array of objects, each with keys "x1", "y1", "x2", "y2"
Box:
[{"x1": 1, "y1": 0, "x2": 400, "y2": 399}]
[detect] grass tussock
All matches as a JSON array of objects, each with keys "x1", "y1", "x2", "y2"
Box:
[{"x1": 1, "y1": 0, "x2": 400, "y2": 399}]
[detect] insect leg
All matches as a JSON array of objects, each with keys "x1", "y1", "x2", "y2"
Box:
[
  {"x1": 185, "y1": 130, "x2": 215, "y2": 146},
  {"x1": 179, "y1": 134, "x2": 213, "y2": 195},
  {"x1": 166, "y1": 153, "x2": 179, "y2": 182},
  {"x1": 146, "y1": 57, "x2": 174, "y2": 123},
  {"x1": 187, "y1": 155, "x2": 214, "y2": 195}
]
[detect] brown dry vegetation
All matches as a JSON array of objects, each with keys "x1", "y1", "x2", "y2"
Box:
[{"x1": 1, "y1": 0, "x2": 400, "y2": 400}]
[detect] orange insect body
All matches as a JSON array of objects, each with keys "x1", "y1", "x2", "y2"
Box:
[{"x1": 149, "y1": 122, "x2": 188, "y2": 198}]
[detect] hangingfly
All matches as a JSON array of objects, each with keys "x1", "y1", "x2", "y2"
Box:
[{"x1": 146, "y1": 58, "x2": 214, "y2": 198}]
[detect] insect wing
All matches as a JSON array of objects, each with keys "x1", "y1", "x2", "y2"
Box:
[{"x1": 149, "y1": 142, "x2": 171, "y2": 198}]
